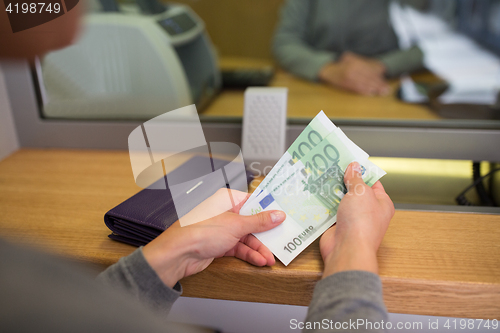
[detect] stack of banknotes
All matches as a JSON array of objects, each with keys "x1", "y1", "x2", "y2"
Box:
[{"x1": 240, "y1": 111, "x2": 387, "y2": 266}]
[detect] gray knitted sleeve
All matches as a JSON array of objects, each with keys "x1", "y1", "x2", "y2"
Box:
[
  {"x1": 97, "y1": 247, "x2": 181, "y2": 315},
  {"x1": 303, "y1": 271, "x2": 388, "y2": 333}
]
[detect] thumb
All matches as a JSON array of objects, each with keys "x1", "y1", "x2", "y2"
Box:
[
  {"x1": 344, "y1": 162, "x2": 365, "y2": 192},
  {"x1": 234, "y1": 210, "x2": 286, "y2": 237}
]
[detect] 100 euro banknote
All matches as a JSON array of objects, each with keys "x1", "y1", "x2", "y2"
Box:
[
  {"x1": 247, "y1": 111, "x2": 369, "y2": 205},
  {"x1": 247, "y1": 111, "x2": 337, "y2": 204},
  {"x1": 240, "y1": 116, "x2": 386, "y2": 266}
]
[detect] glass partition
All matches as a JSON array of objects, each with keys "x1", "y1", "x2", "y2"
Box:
[{"x1": 35, "y1": 0, "x2": 500, "y2": 131}]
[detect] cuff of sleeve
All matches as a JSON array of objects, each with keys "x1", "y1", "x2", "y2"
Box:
[
  {"x1": 121, "y1": 247, "x2": 182, "y2": 313},
  {"x1": 309, "y1": 270, "x2": 386, "y2": 316},
  {"x1": 308, "y1": 52, "x2": 338, "y2": 81},
  {"x1": 378, "y1": 46, "x2": 424, "y2": 77}
]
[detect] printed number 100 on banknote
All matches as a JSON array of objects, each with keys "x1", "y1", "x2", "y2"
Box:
[{"x1": 239, "y1": 112, "x2": 386, "y2": 266}]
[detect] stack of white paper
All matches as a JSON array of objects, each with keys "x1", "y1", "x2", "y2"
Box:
[{"x1": 390, "y1": 3, "x2": 500, "y2": 105}]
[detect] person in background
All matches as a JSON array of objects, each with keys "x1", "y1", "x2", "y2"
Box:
[
  {"x1": 273, "y1": 0, "x2": 428, "y2": 96},
  {"x1": 1, "y1": 3, "x2": 395, "y2": 331}
]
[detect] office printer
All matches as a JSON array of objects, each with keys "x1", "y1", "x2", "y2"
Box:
[{"x1": 41, "y1": 1, "x2": 220, "y2": 119}]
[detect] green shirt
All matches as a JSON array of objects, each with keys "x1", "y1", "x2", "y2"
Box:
[{"x1": 272, "y1": 0, "x2": 425, "y2": 80}]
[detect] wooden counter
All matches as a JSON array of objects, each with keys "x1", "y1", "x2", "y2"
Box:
[
  {"x1": 203, "y1": 58, "x2": 441, "y2": 121},
  {"x1": 0, "y1": 149, "x2": 499, "y2": 319}
]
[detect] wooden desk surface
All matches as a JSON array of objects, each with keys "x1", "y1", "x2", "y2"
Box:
[
  {"x1": 205, "y1": 58, "x2": 440, "y2": 120},
  {"x1": 0, "y1": 149, "x2": 499, "y2": 319}
]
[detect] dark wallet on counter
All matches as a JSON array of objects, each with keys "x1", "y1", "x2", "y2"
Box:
[{"x1": 104, "y1": 155, "x2": 253, "y2": 247}]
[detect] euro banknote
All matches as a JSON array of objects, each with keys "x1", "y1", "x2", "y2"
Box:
[
  {"x1": 240, "y1": 113, "x2": 386, "y2": 266},
  {"x1": 247, "y1": 112, "x2": 372, "y2": 205},
  {"x1": 247, "y1": 111, "x2": 337, "y2": 204}
]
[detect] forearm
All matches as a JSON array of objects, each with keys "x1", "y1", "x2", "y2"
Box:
[
  {"x1": 323, "y1": 242, "x2": 379, "y2": 278},
  {"x1": 273, "y1": 39, "x2": 338, "y2": 81},
  {"x1": 272, "y1": 0, "x2": 338, "y2": 81},
  {"x1": 304, "y1": 271, "x2": 388, "y2": 333},
  {"x1": 305, "y1": 165, "x2": 392, "y2": 332},
  {"x1": 307, "y1": 243, "x2": 387, "y2": 332},
  {"x1": 97, "y1": 247, "x2": 182, "y2": 315}
]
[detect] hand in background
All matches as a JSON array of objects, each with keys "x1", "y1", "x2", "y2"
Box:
[
  {"x1": 142, "y1": 189, "x2": 286, "y2": 288},
  {"x1": 320, "y1": 162, "x2": 394, "y2": 278},
  {"x1": 318, "y1": 52, "x2": 390, "y2": 96}
]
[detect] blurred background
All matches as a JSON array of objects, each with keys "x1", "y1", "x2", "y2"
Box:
[{"x1": 6, "y1": 0, "x2": 500, "y2": 209}]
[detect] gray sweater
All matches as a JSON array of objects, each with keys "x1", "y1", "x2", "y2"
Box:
[
  {"x1": 98, "y1": 248, "x2": 389, "y2": 333},
  {"x1": 0, "y1": 239, "x2": 388, "y2": 333},
  {"x1": 273, "y1": 0, "x2": 425, "y2": 80}
]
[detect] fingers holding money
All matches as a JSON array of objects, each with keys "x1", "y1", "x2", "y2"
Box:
[
  {"x1": 220, "y1": 210, "x2": 285, "y2": 266},
  {"x1": 318, "y1": 162, "x2": 394, "y2": 276},
  {"x1": 225, "y1": 234, "x2": 276, "y2": 266},
  {"x1": 210, "y1": 210, "x2": 284, "y2": 266},
  {"x1": 343, "y1": 162, "x2": 368, "y2": 194},
  {"x1": 142, "y1": 208, "x2": 285, "y2": 287},
  {"x1": 371, "y1": 181, "x2": 395, "y2": 221},
  {"x1": 344, "y1": 161, "x2": 394, "y2": 226},
  {"x1": 231, "y1": 210, "x2": 286, "y2": 237}
]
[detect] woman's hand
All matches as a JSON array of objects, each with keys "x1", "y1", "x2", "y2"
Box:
[
  {"x1": 320, "y1": 162, "x2": 394, "y2": 278},
  {"x1": 142, "y1": 189, "x2": 286, "y2": 288}
]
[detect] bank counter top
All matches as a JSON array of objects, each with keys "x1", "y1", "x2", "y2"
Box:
[
  {"x1": 0, "y1": 149, "x2": 498, "y2": 319},
  {"x1": 203, "y1": 57, "x2": 441, "y2": 120}
]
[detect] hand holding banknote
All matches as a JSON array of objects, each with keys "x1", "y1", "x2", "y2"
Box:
[
  {"x1": 320, "y1": 162, "x2": 395, "y2": 277},
  {"x1": 240, "y1": 111, "x2": 388, "y2": 266},
  {"x1": 143, "y1": 189, "x2": 285, "y2": 288}
]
